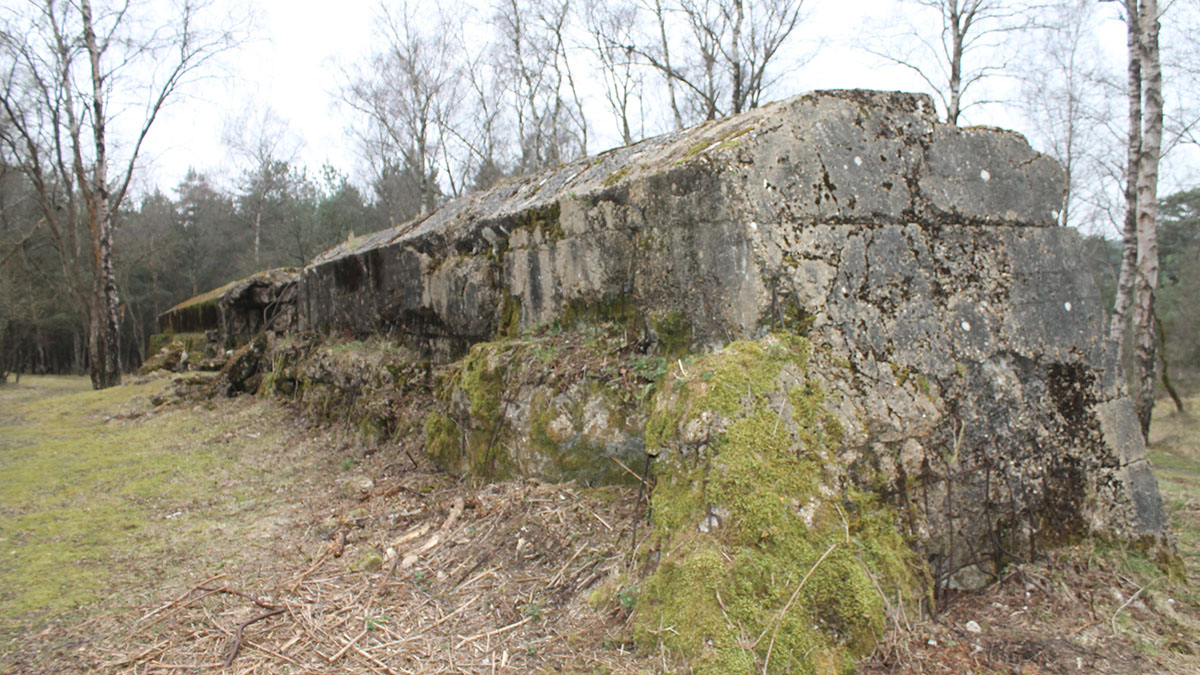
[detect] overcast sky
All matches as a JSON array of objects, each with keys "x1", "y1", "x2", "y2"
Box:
[
  {"x1": 132, "y1": 0, "x2": 973, "y2": 190},
  {"x1": 131, "y1": 0, "x2": 1186, "y2": 217}
]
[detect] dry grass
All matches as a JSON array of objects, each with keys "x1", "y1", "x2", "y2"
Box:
[
  {"x1": 2, "y1": 375, "x2": 656, "y2": 673},
  {"x1": 4, "y1": 379, "x2": 1200, "y2": 673},
  {"x1": 100, "y1": 474, "x2": 655, "y2": 674}
]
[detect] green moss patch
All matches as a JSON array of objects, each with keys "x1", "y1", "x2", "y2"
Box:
[
  {"x1": 636, "y1": 335, "x2": 921, "y2": 673},
  {"x1": 147, "y1": 331, "x2": 208, "y2": 355},
  {"x1": 603, "y1": 165, "x2": 632, "y2": 187},
  {"x1": 455, "y1": 342, "x2": 514, "y2": 479},
  {"x1": 512, "y1": 202, "x2": 564, "y2": 242},
  {"x1": 651, "y1": 312, "x2": 692, "y2": 359}
]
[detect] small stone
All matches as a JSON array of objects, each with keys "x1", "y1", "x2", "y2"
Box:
[{"x1": 964, "y1": 620, "x2": 982, "y2": 634}]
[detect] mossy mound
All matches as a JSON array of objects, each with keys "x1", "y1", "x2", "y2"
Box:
[
  {"x1": 139, "y1": 332, "x2": 217, "y2": 374},
  {"x1": 258, "y1": 336, "x2": 434, "y2": 447},
  {"x1": 636, "y1": 334, "x2": 923, "y2": 673},
  {"x1": 424, "y1": 326, "x2": 656, "y2": 486}
]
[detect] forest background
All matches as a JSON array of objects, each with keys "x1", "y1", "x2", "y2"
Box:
[{"x1": 2, "y1": 0, "x2": 1198, "y2": 410}]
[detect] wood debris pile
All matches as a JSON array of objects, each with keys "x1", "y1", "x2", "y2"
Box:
[{"x1": 105, "y1": 471, "x2": 654, "y2": 674}]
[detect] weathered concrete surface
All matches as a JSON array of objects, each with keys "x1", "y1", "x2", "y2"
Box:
[
  {"x1": 216, "y1": 268, "x2": 300, "y2": 346},
  {"x1": 156, "y1": 268, "x2": 299, "y2": 349},
  {"x1": 297, "y1": 90, "x2": 1167, "y2": 589},
  {"x1": 300, "y1": 90, "x2": 1062, "y2": 355}
]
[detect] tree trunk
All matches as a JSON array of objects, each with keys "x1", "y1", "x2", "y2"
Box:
[
  {"x1": 655, "y1": 0, "x2": 684, "y2": 130},
  {"x1": 729, "y1": 0, "x2": 745, "y2": 114},
  {"x1": 1130, "y1": 0, "x2": 1162, "y2": 438},
  {"x1": 81, "y1": 0, "x2": 121, "y2": 388},
  {"x1": 1155, "y1": 314, "x2": 1184, "y2": 414},
  {"x1": 254, "y1": 209, "x2": 262, "y2": 267},
  {"x1": 947, "y1": 4, "x2": 964, "y2": 125},
  {"x1": 1110, "y1": 0, "x2": 1142, "y2": 349}
]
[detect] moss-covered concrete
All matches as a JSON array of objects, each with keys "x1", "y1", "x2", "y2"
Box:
[
  {"x1": 256, "y1": 336, "x2": 434, "y2": 449},
  {"x1": 421, "y1": 329, "x2": 650, "y2": 486},
  {"x1": 511, "y1": 202, "x2": 564, "y2": 243},
  {"x1": 651, "y1": 312, "x2": 692, "y2": 359},
  {"x1": 636, "y1": 334, "x2": 922, "y2": 673}
]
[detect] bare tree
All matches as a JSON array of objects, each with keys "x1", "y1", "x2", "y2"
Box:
[
  {"x1": 455, "y1": 37, "x2": 510, "y2": 193},
  {"x1": 1129, "y1": 0, "x2": 1163, "y2": 437},
  {"x1": 649, "y1": 0, "x2": 685, "y2": 129},
  {"x1": 344, "y1": 1, "x2": 464, "y2": 222},
  {"x1": 493, "y1": 0, "x2": 588, "y2": 173},
  {"x1": 0, "y1": 0, "x2": 239, "y2": 388},
  {"x1": 866, "y1": 0, "x2": 1031, "y2": 125},
  {"x1": 619, "y1": 0, "x2": 808, "y2": 124},
  {"x1": 1108, "y1": 0, "x2": 1142, "y2": 350},
  {"x1": 1018, "y1": 0, "x2": 1112, "y2": 230},
  {"x1": 1100, "y1": 0, "x2": 1165, "y2": 437},
  {"x1": 584, "y1": 0, "x2": 645, "y2": 144},
  {"x1": 223, "y1": 105, "x2": 301, "y2": 268}
]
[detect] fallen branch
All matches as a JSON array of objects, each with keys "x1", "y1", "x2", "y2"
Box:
[
  {"x1": 1111, "y1": 586, "x2": 1145, "y2": 635},
  {"x1": 136, "y1": 573, "x2": 227, "y2": 625},
  {"x1": 197, "y1": 585, "x2": 277, "y2": 609},
  {"x1": 455, "y1": 615, "x2": 533, "y2": 648},
  {"x1": 288, "y1": 547, "x2": 331, "y2": 591},
  {"x1": 327, "y1": 626, "x2": 368, "y2": 663},
  {"x1": 98, "y1": 640, "x2": 169, "y2": 668},
  {"x1": 608, "y1": 455, "x2": 651, "y2": 489},
  {"x1": 223, "y1": 607, "x2": 285, "y2": 667}
]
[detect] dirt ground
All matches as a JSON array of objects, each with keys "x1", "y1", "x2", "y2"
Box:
[{"x1": 2, "y1": 377, "x2": 1199, "y2": 674}]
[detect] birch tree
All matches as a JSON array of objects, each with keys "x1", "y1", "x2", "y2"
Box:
[
  {"x1": 1108, "y1": 0, "x2": 1143, "y2": 351},
  {"x1": 493, "y1": 0, "x2": 588, "y2": 173},
  {"x1": 344, "y1": 1, "x2": 463, "y2": 222},
  {"x1": 584, "y1": 0, "x2": 645, "y2": 145},
  {"x1": 866, "y1": 0, "x2": 1031, "y2": 125},
  {"x1": 1018, "y1": 0, "x2": 1111, "y2": 230},
  {"x1": 1128, "y1": 0, "x2": 1162, "y2": 437},
  {"x1": 224, "y1": 106, "x2": 301, "y2": 268},
  {"x1": 0, "y1": 0, "x2": 238, "y2": 388}
]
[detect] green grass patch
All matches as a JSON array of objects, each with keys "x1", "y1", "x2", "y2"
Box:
[
  {"x1": 0, "y1": 375, "x2": 296, "y2": 633},
  {"x1": 1149, "y1": 396, "x2": 1200, "y2": 580}
]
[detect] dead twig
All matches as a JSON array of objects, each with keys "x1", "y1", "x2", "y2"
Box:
[
  {"x1": 328, "y1": 626, "x2": 368, "y2": 663},
  {"x1": 456, "y1": 616, "x2": 533, "y2": 648},
  {"x1": 608, "y1": 455, "x2": 651, "y2": 489},
  {"x1": 1110, "y1": 586, "x2": 1145, "y2": 635},
  {"x1": 196, "y1": 585, "x2": 277, "y2": 609},
  {"x1": 755, "y1": 542, "x2": 839, "y2": 671},
  {"x1": 223, "y1": 607, "x2": 285, "y2": 667},
  {"x1": 136, "y1": 573, "x2": 227, "y2": 625}
]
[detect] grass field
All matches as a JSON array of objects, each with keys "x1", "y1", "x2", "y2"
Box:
[
  {"x1": 0, "y1": 374, "x2": 347, "y2": 670},
  {"x1": 1149, "y1": 395, "x2": 1200, "y2": 584}
]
